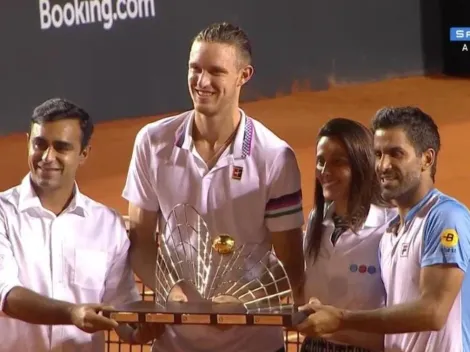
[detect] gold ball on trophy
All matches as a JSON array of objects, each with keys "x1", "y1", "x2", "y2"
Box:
[{"x1": 212, "y1": 234, "x2": 235, "y2": 254}]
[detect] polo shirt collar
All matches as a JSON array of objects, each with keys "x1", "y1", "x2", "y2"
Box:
[{"x1": 174, "y1": 109, "x2": 254, "y2": 159}]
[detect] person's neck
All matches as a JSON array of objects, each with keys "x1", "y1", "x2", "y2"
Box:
[
  {"x1": 32, "y1": 182, "x2": 75, "y2": 216},
  {"x1": 396, "y1": 181, "x2": 435, "y2": 225},
  {"x1": 333, "y1": 200, "x2": 348, "y2": 218},
  {"x1": 193, "y1": 106, "x2": 241, "y2": 146}
]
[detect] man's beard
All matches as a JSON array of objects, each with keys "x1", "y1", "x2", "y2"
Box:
[{"x1": 381, "y1": 172, "x2": 421, "y2": 205}]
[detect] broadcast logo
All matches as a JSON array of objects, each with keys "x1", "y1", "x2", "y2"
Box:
[{"x1": 450, "y1": 27, "x2": 470, "y2": 52}]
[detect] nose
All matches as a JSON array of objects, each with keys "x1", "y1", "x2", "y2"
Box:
[
  {"x1": 196, "y1": 71, "x2": 210, "y2": 88},
  {"x1": 41, "y1": 147, "x2": 57, "y2": 162},
  {"x1": 318, "y1": 162, "x2": 331, "y2": 176},
  {"x1": 377, "y1": 154, "x2": 392, "y2": 173}
]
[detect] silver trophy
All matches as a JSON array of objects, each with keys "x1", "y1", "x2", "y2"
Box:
[{"x1": 105, "y1": 204, "x2": 304, "y2": 326}]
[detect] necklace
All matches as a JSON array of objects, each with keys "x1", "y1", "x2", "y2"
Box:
[
  {"x1": 330, "y1": 207, "x2": 367, "y2": 245},
  {"x1": 204, "y1": 121, "x2": 240, "y2": 170}
]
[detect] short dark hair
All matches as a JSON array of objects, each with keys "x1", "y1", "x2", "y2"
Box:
[
  {"x1": 371, "y1": 106, "x2": 440, "y2": 181},
  {"x1": 31, "y1": 98, "x2": 94, "y2": 150},
  {"x1": 306, "y1": 118, "x2": 387, "y2": 261},
  {"x1": 192, "y1": 22, "x2": 252, "y2": 64}
]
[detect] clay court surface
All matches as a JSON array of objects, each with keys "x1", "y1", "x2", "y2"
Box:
[{"x1": 1, "y1": 76, "x2": 470, "y2": 351}]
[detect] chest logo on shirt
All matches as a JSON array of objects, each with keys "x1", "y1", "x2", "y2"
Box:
[
  {"x1": 232, "y1": 166, "x2": 243, "y2": 180},
  {"x1": 400, "y1": 243, "x2": 410, "y2": 257},
  {"x1": 440, "y1": 228, "x2": 459, "y2": 248},
  {"x1": 349, "y1": 264, "x2": 376, "y2": 274}
]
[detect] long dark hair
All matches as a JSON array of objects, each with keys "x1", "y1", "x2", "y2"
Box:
[{"x1": 305, "y1": 118, "x2": 386, "y2": 261}]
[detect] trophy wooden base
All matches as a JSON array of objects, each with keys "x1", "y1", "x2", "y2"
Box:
[{"x1": 102, "y1": 301, "x2": 308, "y2": 327}]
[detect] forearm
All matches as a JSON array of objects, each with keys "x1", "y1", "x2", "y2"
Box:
[
  {"x1": 341, "y1": 299, "x2": 442, "y2": 334},
  {"x1": 275, "y1": 246, "x2": 305, "y2": 301},
  {"x1": 283, "y1": 256, "x2": 305, "y2": 297},
  {"x1": 3, "y1": 286, "x2": 74, "y2": 325},
  {"x1": 271, "y1": 229, "x2": 305, "y2": 295},
  {"x1": 127, "y1": 204, "x2": 160, "y2": 292},
  {"x1": 129, "y1": 239, "x2": 157, "y2": 291}
]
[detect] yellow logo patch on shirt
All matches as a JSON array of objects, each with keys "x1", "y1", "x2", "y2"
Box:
[{"x1": 440, "y1": 229, "x2": 459, "y2": 248}]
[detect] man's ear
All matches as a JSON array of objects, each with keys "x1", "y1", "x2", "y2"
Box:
[
  {"x1": 238, "y1": 65, "x2": 254, "y2": 87},
  {"x1": 421, "y1": 148, "x2": 435, "y2": 173},
  {"x1": 79, "y1": 145, "x2": 91, "y2": 166},
  {"x1": 26, "y1": 133, "x2": 31, "y2": 152}
]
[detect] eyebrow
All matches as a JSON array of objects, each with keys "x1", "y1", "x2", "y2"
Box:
[
  {"x1": 189, "y1": 62, "x2": 229, "y2": 74},
  {"x1": 375, "y1": 145, "x2": 405, "y2": 153},
  {"x1": 32, "y1": 137, "x2": 74, "y2": 149}
]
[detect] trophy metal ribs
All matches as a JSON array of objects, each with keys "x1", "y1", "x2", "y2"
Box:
[{"x1": 104, "y1": 204, "x2": 306, "y2": 327}]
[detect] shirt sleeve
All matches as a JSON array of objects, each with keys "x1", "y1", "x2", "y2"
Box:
[
  {"x1": 264, "y1": 146, "x2": 304, "y2": 232},
  {"x1": 0, "y1": 209, "x2": 23, "y2": 316},
  {"x1": 421, "y1": 199, "x2": 470, "y2": 272},
  {"x1": 101, "y1": 214, "x2": 141, "y2": 305},
  {"x1": 122, "y1": 125, "x2": 160, "y2": 213}
]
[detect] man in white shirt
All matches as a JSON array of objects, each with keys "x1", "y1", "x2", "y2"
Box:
[
  {"x1": 295, "y1": 106, "x2": 470, "y2": 352},
  {"x1": 0, "y1": 98, "x2": 162, "y2": 351},
  {"x1": 123, "y1": 22, "x2": 305, "y2": 352}
]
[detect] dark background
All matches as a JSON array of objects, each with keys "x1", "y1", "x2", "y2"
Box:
[{"x1": 0, "y1": 0, "x2": 468, "y2": 136}]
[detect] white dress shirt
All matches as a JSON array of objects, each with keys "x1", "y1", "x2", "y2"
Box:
[{"x1": 0, "y1": 174, "x2": 140, "y2": 352}]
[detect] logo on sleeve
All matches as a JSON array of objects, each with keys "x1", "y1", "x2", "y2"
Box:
[{"x1": 440, "y1": 229, "x2": 459, "y2": 248}]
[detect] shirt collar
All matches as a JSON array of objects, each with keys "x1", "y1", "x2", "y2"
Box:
[
  {"x1": 404, "y1": 188, "x2": 439, "y2": 222},
  {"x1": 387, "y1": 188, "x2": 439, "y2": 230},
  {"x1": 17, "y1": 173, "x2": 88, "y2": 217},
  {"x1": 174, "y1": 109, "x2": 254, "y2": 159},
  {"x1": 323, "y1": 202, "x2": 390, "y2": 231}
]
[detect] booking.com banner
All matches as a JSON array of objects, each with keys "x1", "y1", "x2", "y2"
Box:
[
  {"x1": 39, "y1": 0, "x2": 156, "y2": 30},
  {"x1": 0, "y1": 0, "x2": 195, "y2": 136},
  {"x1": 0, "y1": 0, "x2": 426, "y2": 136}
]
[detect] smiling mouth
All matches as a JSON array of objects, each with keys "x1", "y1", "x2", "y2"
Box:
[
  {"x1": 195, "y1": 90, "x2": 215, "y2": 97},
  {"x1": 380, "y1": 176, "x2": 398, "y2": 184},
  {"x1": 38, "y1": 167, "x2": 61, "y2": 173},
  {"x1": 322, "y1": 181, "x2": 339, "y2": 188}
]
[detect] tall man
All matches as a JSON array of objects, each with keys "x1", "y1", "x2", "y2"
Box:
[
  {"x1": 0, "y1": 98, "x2": 161, "y2": 351},
  {"x1": 123, "y1": 22, "x2": 305, "y2": 352},
  {"x1": 296, "y1": 106, "x2": 470, "y2": 351}
]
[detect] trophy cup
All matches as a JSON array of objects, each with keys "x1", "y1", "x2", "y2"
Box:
[{"x1": 104, "y1": 204, "x2": 307, "y2": 327}]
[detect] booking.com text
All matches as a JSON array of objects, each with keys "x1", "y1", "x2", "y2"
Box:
[{"x1": 39, "y1": 0, "x2": 156, "y2": 30}]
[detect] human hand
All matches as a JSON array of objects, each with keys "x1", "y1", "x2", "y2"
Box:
[
  {"x1": 70, "y1": 304, "x2": 118, "y2": 333},
  {"x1": 307, "y1": 297, "x2": 322, "y2": 305},
  {"x1": 168, "y1": 284, "x2": 188, "y2": 303},
  {"x1": 212, "y1": 294, "x2": 240, "y2": 304},
  {"x1": 295, "y1": 299, "x2": 344, "y2": 338}
]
